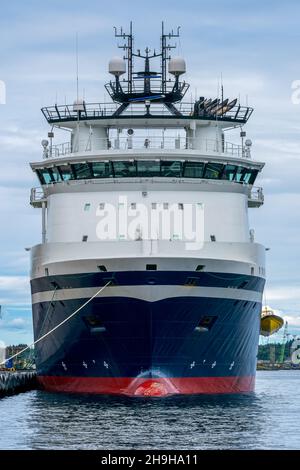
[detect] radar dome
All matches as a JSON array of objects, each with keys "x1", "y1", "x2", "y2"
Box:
[
  {"x1": 73, "y1": 98, "x2": 85, "y2": 112},
  {"x1": 109, "y1": 56, "x2": 126, "y2": 77},
  {"x1": 168, "y1": 56, "x2": 186, "y2": 76}
]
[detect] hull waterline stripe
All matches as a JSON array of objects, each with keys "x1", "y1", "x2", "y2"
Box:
[
  {"x1": 32, "y1": 285, "x2": 262, "y2": 305},
  {"x1": 37, "y1": 375, "x2": 256, "y2": 395}
]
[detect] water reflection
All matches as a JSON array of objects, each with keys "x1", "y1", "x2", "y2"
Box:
[
  {"x1": 1, "y1": 371, "x2": 299, "y2": 450},
  {"x1": 23, "y1": 391, "x2": 264, "y2": 450}
]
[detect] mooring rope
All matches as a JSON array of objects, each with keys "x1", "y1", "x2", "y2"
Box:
[
  {"x1": 0, "y1": 280, "x2": 112, "y2": 366},
  {"x1": 38, "y1": 286, "x2": 58, "y2": 337}
]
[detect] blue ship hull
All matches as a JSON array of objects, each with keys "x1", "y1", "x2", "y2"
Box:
[{"x1": 31, "y1": 271, "x2": 264, "y2": 396}]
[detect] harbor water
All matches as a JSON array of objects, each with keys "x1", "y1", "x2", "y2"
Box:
[{"x1": 0, "y1": 371, "x2": 299, "y2": 450}]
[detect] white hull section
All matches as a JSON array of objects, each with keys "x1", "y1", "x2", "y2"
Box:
[
  {"x1": 32, "y1": 284, "x2": 262, "y2": 305},
  {"x1": 30, "y1": 240, "x2": 265, "y2": 279}
]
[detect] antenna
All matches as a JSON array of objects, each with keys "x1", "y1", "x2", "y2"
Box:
[
  {"x1": 106, "y1": 23, "x2": 189, "y2": 116},
  {"x1": 221, "y1": 73, "x2": 224, "y2": 104},
  {"x1": 114, "y1": 21, "x2": 133, "y2": 93},
  {"x1": 76, "y1": 32, "x2": 79, "y2": 102},
  {"x1": 161, "y1": 21, "x2": 180, "y2": 94},
  {"x1": 221, "y1": 72, "x2": 224, "y2": 116}
]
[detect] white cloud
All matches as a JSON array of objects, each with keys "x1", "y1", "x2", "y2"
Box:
[
  {"x1": 0, "y1": 276, "x2": 31, "y2": 305},
  {"x1": 283, "y1": 316, "x2": 300, "y2": 328},
  {"x1": 267, "y1": 286, "x2": 300, "y2": 302},
  {"x1": 7, "y1": 318, "x2": 26, "y2": 327}
]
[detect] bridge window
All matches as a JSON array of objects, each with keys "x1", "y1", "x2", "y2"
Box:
[
  {"x1": 222, "y1": 164, "x2": 237, "y2": 181},
  {"x1": 183, "y1": 161, "x2": 205, "y2": 178},
  {"x1": 242, "y1": 169, "x2": 253, "y2": 184},
  {"x1": 248, "y1": 169, "x2": 259, "y2": 185},
  {"x1": 137, "y1": 160, "x2": 161, "y2": 177},
  {"x1": 113, "y1": 160, "x2": 136, "y2": 177},
  {"x1": 51, "y1": 167, "x2": 62, "y2": 182},
  {"x1": 37, "y1": 168, "x2": 53, "y2": 184},
  {"x1": 161, "y1": 161, "x2": 182, "y2": 177},
  {"x1": 204, "y1": 163, "x2": 224, "y2": 179},
  {"x1": 72, "y1": 163, "x2": 92, "y2": 179},
  {"x1": 59, "y1": 165, "x2": 72, "y2": 181},
  {"x1": 91, "y1": 162, "x2": 112, "y2": 178},
  {"x1": 235, "y1": 167, "x2": 258, "y2": 184},
  {"x1": 234, "y1": 166, "x2": 245, "y2": 183},
  {"x1": 36, "y1": 161, "x2": 259, "y2": 186}
]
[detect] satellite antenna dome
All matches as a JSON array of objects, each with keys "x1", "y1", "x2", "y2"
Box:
[
  {"x1": 168, "y1": 56, "x2": 186, "y2": 76},
  {"x1": 245, "y1": 139, "x2": 252, "y2": 147},
  {"x1": 109, "y1": 56, "x2": 126, "y2": 77},
  {"x1": 41, "y1": 139, "x2": 49, "y2": 148},
  {"x1": 73, "y1": 98, "x2": 85, "y2": 112}
]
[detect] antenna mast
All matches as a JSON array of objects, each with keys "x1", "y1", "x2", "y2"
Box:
[
  {"x1": 76, "y1": 33, "x2": 79, "y2": 101},
  {"x1": 161, "y1": 22, "x2": 180, "y2": 94},
  {"x1": 114, "y1": 21, "x2": 134, "y2": 93}
]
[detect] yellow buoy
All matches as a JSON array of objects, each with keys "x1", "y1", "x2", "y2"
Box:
[{"x1": 260, "y1": 306, "x2": 284, "y2": 337}]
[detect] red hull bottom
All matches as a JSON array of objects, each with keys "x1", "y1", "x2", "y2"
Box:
[{"x1": 38, "y1": 376, "x2": 255, "y2": 397}]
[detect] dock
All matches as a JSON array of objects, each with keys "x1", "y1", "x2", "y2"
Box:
[{"x1": 0, "y1": 371, "x2": 37, "y2": 397}]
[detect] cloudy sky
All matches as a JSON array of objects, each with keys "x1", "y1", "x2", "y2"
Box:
[{"x1": 0, "y1": 0, "x2": 300, "y2": 345}]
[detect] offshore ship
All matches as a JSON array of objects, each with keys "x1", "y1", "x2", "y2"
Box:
[{"x1": 29, "y1": 24, "x2": 266, "y2": 396}]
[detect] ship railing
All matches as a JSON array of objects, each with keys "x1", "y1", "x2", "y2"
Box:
[
  {"x1": 249, "y1": 186, "x2": 264, "y2": 205},
  {"x1": 31, "y1": 182, "x2": 264, "y2": 208},
  {"x1": 30, "y1": 187, "x2": 46, "y2": 205},
  {"x1": 44, "y1": 137, "x2": 247, "y2": 159},
  {"x1": 105, "y1": 79, "x2": 189, "y2": 100},
  {"x1": 41, "y1": 102, "x2": 253, "y2": 124}
]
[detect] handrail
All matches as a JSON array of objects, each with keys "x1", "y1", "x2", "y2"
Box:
[
  {"x1": 30, "y1": 187, "x2": 45, "y2": 204},
  {"x1": 250, "y1": 186, "x2": 264, "y2": 202},
  {"x1": 41, "y1": 101, "x2": 253, "y2": 124},
  {"x1": 30, "y1": 182, "x2": 263, "y2": 200},
  {"x1": 43, "y1": 137, "x2": 247, "y2": 159}
]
